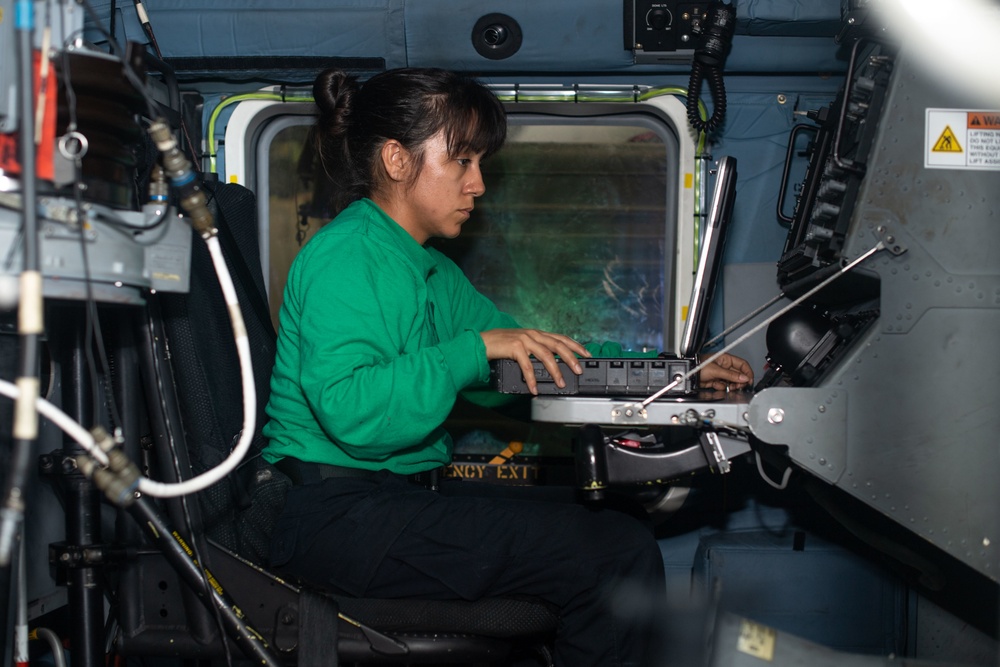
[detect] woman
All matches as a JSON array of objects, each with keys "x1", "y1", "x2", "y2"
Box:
[{"x1": 263, "y1": 67, "x2": 752, "y2": 666}]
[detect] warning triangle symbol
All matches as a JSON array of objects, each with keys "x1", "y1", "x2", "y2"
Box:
[
  {"x1": 932, "y1": 125, "x2": 963, "y2": 153},
  {"x1": 971, "y1": 116, "x2": 982, "y2": 126}
]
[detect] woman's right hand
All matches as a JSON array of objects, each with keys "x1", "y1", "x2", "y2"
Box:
[{"x1": 481, "y1": 329, "x2": 590, "y2": 394}]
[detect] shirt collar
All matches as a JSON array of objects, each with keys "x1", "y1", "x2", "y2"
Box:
[{"x1": 356, "y1": 198, "x2": 437, "y2": 279}]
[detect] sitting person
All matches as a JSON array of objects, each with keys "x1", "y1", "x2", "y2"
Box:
[{"x1": 262, "y1": 66, "x2": 753, "y2": 666}]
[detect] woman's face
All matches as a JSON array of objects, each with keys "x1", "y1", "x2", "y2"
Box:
[{"x1": 387, "y1": 130, "x2": 487, "y2": 245}]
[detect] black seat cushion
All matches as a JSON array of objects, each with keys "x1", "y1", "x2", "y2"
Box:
[{"x1": 335, "y1": 594, "x2": 559, "y2": 638}]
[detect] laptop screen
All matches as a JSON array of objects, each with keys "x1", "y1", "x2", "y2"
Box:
[{"x1": 679, "y1": 156, "x2": 738, "y2": 358}]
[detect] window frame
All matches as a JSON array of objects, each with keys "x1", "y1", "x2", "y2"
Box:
[{"x1": 225, "y1": 92, "x2": 698, "y2": 352}]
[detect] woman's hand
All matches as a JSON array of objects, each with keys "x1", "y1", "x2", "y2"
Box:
[
  {"x1": 481, "y1": 329, "x2": 590, "y2": 394},
  {"x1": 698, "y1": 352, "x2": 754, "y2": 391}
]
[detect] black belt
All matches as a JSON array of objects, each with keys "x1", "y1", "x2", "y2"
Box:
[{"x1": 275, "y1": 457, "x2": 441, "y2": 491}]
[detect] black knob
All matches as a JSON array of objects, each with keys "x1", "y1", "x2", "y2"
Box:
[
  {"x1": 647, "y1": 8, "x2": 672, "y2": 31},
  {"x1": 817, "y1": 179, "x2": 847, "y2": 201}
]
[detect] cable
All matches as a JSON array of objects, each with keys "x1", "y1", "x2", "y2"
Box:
[
  {"x1": 121, "y1": 492, "x2": 280, "y2": 666},
  {"x1": 685, "y1": 3, "x2": 736, "y2": 135},
  {"x1": 1, "y1": 0, "x2": 44, "y2": 571},
  {"x1": 206, "y1": 92, "x2": 313, "y2": 173},
  {"x1": 60, "y1": 46, "x2": 126, "y2": 436},
  {"x1": 94, "y1": 202, "x2": 171, "y2": 234},
  {"x1": 94, "y1": 163, "x2": 170, "y2": 235},
  {"x1": 0, "y1": 234, "x2": 255, "y2": 497},
  {"x1": 15, "y1": 529, "x2": 27, "y2": 667},
  {"x1": 0, "y1": 117, "x2": 256, "y2": 501},
  {"x1": 0, "y1": 380, "x2": 108, "y2": 466},
  {"x1": 32, "y1": 628, "x2": 68, "y2": 667},
  {"x1": 136, "y1": 236, "x2": 257, "y2": 497},
  {"x1": 203, "y1": 85, "x2": 705, "y2": 174},
  {"x1": 686, "y1": 61, "x2": 728, "y2": 134},
  {"x1": 165, "y1": 403, "x2": 238, "y2": 666},
  {"x1": 754, "y1": 451, "x2": 792, "y2": 490},
  {"x1": 132, "y1": 0, "x2": 163, "y2": 59}
]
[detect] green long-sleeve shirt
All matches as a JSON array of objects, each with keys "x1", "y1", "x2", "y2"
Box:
[{"x1": 262, "y1": 198, "x2": 519, "y2": 474}]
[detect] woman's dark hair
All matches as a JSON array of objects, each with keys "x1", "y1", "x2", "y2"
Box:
[{"x1": 312, "y1": 67, "x2": 507, "y2": 215}]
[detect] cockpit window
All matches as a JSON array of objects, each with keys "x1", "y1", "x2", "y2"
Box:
[
  {"x1": 431, "y1": 120, "x2": 671, "y2": 353},
  {"x1": 262, "y1": 109, "x2": 679, "y2": 352}
]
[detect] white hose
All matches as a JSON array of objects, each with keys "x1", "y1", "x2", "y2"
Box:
[
  {"x1": 138, "y1": 235, "x2": 256, "y2": 498},
  {"x1": 0, "y1": 234, "x2": 256, "y2": 499},
  {"x1": 0, "y1": 379, "x2": 107, "y2": 467}
]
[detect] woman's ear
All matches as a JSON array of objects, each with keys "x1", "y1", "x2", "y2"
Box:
[{"x1": 380, "y1": 139, "x2": 411, "y2": 182}]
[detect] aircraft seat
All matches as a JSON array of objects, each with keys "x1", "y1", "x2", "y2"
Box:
[{"x1": 114, "y1": 180, "x2": 558, "y2": 665}]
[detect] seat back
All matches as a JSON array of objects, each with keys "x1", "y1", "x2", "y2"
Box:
[{"x1": 157, "y1": 180, "x2": 289, "y2": 563}]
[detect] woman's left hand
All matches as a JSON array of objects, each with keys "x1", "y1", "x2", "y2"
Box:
[{"x1": 698, "y1": 353, "x2": 754, "y2": 391}]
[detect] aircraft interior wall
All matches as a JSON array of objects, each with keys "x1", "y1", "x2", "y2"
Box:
[
  {"x1": 86, "y1": 0, "x2": 847, "y2": 78},
  {"x1": 1, "y1": 1, "x2": 998, "y2": 665}
]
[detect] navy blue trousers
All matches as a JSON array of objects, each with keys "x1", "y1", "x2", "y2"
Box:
[{"x1": 269, "y1": 472, "x2": 665, "y2": 666}]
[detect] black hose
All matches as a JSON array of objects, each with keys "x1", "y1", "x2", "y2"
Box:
[
  {"x1": 686, "y1": 2, "x2": 736, "y2": 135},
  {"x1": 687, "y1": 62, "x2": 728, "y2": 133}
]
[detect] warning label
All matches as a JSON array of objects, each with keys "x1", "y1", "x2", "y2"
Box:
[
  {"x1": 968, "y1": 112, "x2": 1000, "y2": 129},
  {"x1": 737, "y1": 619, "x2": 777, "y2": 661},
  {"x1": 926, "y1": 108, "x2": 1000, "y2": 170},
  {"x1": 932, "y1": 125, "x2": 962, "y2": 153}
]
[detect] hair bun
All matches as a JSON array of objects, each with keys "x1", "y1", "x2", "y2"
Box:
[{"x1": 313, "y1": 68, "x2": 357, "y2": 133}]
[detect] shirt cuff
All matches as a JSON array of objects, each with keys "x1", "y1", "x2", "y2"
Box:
[{"x1": 436, "y1": 329, "x2": 490, "y2": 390}]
